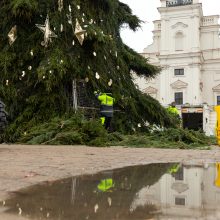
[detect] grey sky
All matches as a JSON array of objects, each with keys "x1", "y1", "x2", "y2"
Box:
[{"x1": 120, "y1": 0, "x2": 220, "y2": 52}]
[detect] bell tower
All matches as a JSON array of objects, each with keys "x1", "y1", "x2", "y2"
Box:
[
  {"x1": 156, "y1": 0, "x2": 203, "y2": 105},
  {"x1": 159, "y1": 0, "x2": 202, "y2": 54}
]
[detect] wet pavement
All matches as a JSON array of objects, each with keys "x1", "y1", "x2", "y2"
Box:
[
  {"x1": 1, "y1": 144, "x2": 220, "y2": 219},
  {"x1": 2, "y1": 162, "x2": 220, "y2": 220}
]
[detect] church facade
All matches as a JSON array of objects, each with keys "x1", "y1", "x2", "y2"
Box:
[
  {"x1": 140, "y1": 0, "x2": 220, "y2": 135},
  {"x1": 141, "y1": 0, "x2": 220, "y2": 107}
]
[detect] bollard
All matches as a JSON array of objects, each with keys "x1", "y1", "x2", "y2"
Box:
[
  {"x1": 214, "y1": 106, "x2": 220, "y2": 146},
  {"x1": 215, "y1": 163, "x2": 220, "y2": 188}
]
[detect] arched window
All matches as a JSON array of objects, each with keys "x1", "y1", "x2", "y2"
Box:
[{"x1": 175, "y1": 32, "x2": 184, "y2": 51}]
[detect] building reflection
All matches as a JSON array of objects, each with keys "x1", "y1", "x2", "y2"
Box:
[{"x1": 130, "y1": 162, "x2": 220, "y2": 219}]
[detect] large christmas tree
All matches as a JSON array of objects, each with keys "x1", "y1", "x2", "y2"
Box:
[{"x1": 0, "y1": 0, "x2": 176, "y2": 142}]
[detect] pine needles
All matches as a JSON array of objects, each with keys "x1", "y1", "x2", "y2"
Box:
[
  {"x1": 16, "y1": 114, "x2": 108, "y2": 146},
  {"x1": 1, "y1": 113, "x2": 215, "y2": 149},
  {"x1": 109, "y1": 128, "x2": 216, "y2": 149}
]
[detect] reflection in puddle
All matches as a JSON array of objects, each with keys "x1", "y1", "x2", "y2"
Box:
[{"x1": 2, "y1": 162, "x2": 220, "y2": 219}]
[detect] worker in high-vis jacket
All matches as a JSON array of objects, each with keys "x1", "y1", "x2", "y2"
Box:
[
  {"x1": 167, "y1": 102, "x2": 181, "y2": 127},
  {"x1": 167, "y1": 102, "x2": 179, "y2": 115},
  {"x1": 94, "y1": 91, "x2": 114, "y2": 131}
]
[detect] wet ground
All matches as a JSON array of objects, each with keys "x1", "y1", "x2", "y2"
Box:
[
  {"x1": 1, "y1": 144, "x2": 220, "y2": 219},
  {"x1": 2, "y1": 162, "x2": 220, "y2": 220}
]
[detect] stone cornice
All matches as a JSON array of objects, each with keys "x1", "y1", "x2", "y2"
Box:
[
  {"x1": 203, "y1": 59, "x2": 220, "y2": 64},
  {"x1": 202, "y1": 48, "x2": 220, "y2": 53},
  {"x1": 200, "y1": 25, "x2": 220, "y2": 31},
  {"x1": 143, "y1": 86, "x2": 158, "y2": 94},
  {"x1": 170, "y1": 80, "x2": 188, "y2": 89},
  {"x1": 152, "y1": 30, "x2": 161, "y2": 33},
  {"x1": 159, "y1": 51, "x2": 202, "y2": 59},
  {"x1": 188, "y1": 63, "x2": 202, "y2": 67},
  {"x1": 171, "y1": 22, "x2": 188, "y2": 29},
  {"x1": 212, "y1": 84, "x2": 220, "y2": 92}
]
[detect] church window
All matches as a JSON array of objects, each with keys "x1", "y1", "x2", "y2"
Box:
[
  {"x1": 175, "y1": 32, "x2": 184, "y2": 51},
  {"x1": 217, "y1": 96, "x2": 220, "y2": 105},
  {"x1": 175, "y1": 92, "x2": 183, "y2": 105},
  {"x1": 174, "y1": 68, "x2": 184, "y2": 76},
  {"x1": 175, "y1": 197, "x2": 185, "y2": 206}
]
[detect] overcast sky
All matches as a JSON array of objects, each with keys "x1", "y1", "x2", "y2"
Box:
[{"x1": 120, "y1": 0, "x2": 220, "y2": 53}]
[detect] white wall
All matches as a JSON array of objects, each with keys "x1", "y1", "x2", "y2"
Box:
[{"x1": 141, "y1": 1, "x2": 220, "y2": 107}]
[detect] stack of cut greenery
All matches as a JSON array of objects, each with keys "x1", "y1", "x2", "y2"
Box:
[
  {"x1": 109, "y1": 128, "x2": 216, "y2": 149},
  {"x1": 1, "y1": 114, "x2": 214, "y2": 149}
]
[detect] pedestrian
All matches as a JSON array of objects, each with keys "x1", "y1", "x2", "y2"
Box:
[{"x1": 94, "y1": 91, "x2": 114, "y2": 131}]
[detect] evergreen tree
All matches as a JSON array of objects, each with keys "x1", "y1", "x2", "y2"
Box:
[{"x1": 0, "y1": 0, "x2": 176, "y2": 141}]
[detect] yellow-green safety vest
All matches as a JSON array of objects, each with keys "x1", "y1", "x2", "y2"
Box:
[{"x1": 97, "y1": 178, "x2": 114, "y2": 192}]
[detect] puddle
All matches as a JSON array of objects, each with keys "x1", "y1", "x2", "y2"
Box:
[{"x1": 2, "y1": 162, "x2": 220, "y2": 220}]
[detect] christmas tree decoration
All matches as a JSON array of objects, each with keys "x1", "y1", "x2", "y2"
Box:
[
  {"x1": 67, "y1": 14, "x2": 72, "y2": 25},
  {"x1": 74, "y1": 19, "x2": 86, "y2": 45},
  {"x1": 21, "y1": 71, "x2": 25, "y2": 77},
  {"x1": 95, "y1": 72, "x2": 100, "y2": 79},
  {"x1": 108, "y1": 79, "x2": 113, "y2": 87},
  {"x1": 68, "y1": 5, "x2": 72, "y2": 12},
  {"x1": 28, "y1": 66, "x2": 32, "y2": 70},
  {"x1": 87, "y1": 66, "x2": 90, "y2": 70},
  {"x1": 30, "y1": 50, "x2": 34, "y2": 56},
  {"x1": 5, "y1": 80, "x2": 9, "y2": 86},
  {"x1": 85, "y1": 77, "x2": 89, "y2": 82},
  {"x1": 93, "y1": 52, "x2": 97, "y2": 56},
  {"x1": 8, "y1": 25, "x2": 17, "y2": 45},
  {"x1": 77, "y1": 5, "x2": 80, "y2": 10},
  {"x1": 60, "y1": 24, "x2": 64, "y2": 32},
  {"x1": 36, "y1": 14, "x2": 58, "y2": 47},
  {"x1": 58, "y1": 0, "x2": 63, "y2": 12},
  {"x1": 72, "y1": 40, "x2": 75, "y2": 45}
]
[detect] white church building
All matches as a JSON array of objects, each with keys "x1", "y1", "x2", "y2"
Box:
[{"x1": 139, "y1": 0, "x2": 220, "y2": 135}]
